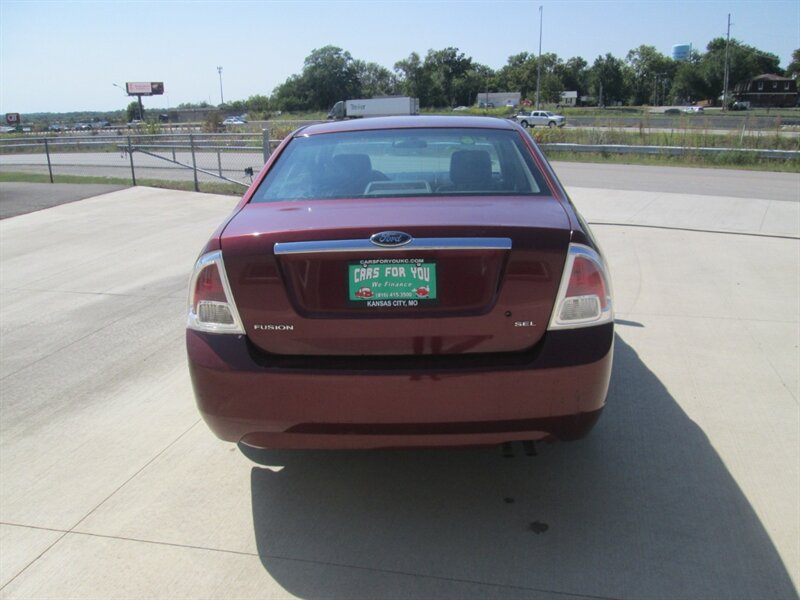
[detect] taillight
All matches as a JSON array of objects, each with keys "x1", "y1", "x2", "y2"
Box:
[
  {"x1": 548, "y1": 244, "x2": 613, "y2": 330},
  {"x1": 187, "y1": 251, "x2": 244, "y2": 334}
]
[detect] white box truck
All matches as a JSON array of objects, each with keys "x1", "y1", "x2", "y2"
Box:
[{"x1": 327, "y1": 97, "x2": 419, "y2": 119}]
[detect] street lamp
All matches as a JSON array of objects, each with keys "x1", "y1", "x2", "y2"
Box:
[
  {"x1": 722, "y1": 14, "x2": 732, "y2": 110},
  {"x1": 217, "y1": 66, "x2": 224, "y2": 105},
  {"x1": 535, "y1": 5, "x2": 543, "y2": 110}
]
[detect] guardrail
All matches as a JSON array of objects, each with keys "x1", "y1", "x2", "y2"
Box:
[{"x1": 539, "y1": 143, "x2": 800, "y2": 160}]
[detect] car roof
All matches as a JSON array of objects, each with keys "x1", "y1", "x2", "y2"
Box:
[{"x1": 297, "y1": 115, "x2": 518, "y2": 137}]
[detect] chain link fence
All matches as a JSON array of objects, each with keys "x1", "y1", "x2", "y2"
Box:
[
  {"x1": 0, "y1": 130, "x2": 290, "y2": 195},
  {"x1": 3, "y1": 120, "x2": 796, "y2": 192}
]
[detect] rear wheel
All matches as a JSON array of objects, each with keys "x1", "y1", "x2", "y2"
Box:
[{"x1": 520, "y1": 120, "x2": 529, "y2": 128}]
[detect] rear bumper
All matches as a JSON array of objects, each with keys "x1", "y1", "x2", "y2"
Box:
[{"x1": 187, "y1": 324, "x2": 613, "y2": 449}]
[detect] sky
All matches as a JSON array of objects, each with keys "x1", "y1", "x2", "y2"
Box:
[{"x1": 1, "y1": 0, "x2": 798, "y2": 114}]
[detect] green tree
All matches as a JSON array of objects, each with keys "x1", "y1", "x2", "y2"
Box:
[
  {"x1": 555, "y1": 56, "x2": 589, "y2": 96},
  {"x1": 176, "y1": 101, "x2": 212, "y2": 109},
  {"x1": 302, "y1": 46, "x2": 361, "y2": 110},
  {"x1": 787, "y1": 49, "x2": 800, "y2": 80},
  {"x1": 394, "y1": 52, "x2": 433, "y2": 105},
  {"x1": 625, "y1": 45, "x2": 675, "y2": 105},
  {"x1": 271, "y1": 46, "x2": 362, "y2": 111},
  {"x1": 245, "y1": 95, "x2": 271, "y2": 113},
  {"x1": 495, "y1": 52, "x2": 538, "y2": 100},
  {"x1": 271, "y1": 74, "x2": 309, "y2": 112},
  {"x1": 455, "y1": 62, "x2": 495, "y2": 107},
  {"x1": 536, "y1": 53, "x2": 564, "y2": 104},
  {"x1": 354, "y1": 61, "x2": 398, "y2": 97},
  {"x1": 126, "y1": 100, "x2": 142, "y2": 121},
  {"x1": 421, "y1": 47, "x2": 474, "y2": 107},
  {"x1": 669, "y1": 50, "x2": 705, "y2": 103},
  {"x1": 589, "y1": 53, "x2": 630, "y2": 105}
]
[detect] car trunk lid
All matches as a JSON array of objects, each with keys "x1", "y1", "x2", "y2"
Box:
[{"x1": 220, "y1": 196, "x2": 571, "y2": 356}]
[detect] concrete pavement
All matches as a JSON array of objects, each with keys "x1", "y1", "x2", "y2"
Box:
[{"x1": 0, "y1": 176, "x2": 798, "y2": 598}]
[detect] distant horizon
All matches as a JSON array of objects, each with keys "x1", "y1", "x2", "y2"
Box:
[{"x1": 1, "y1": 0, "x2": 797, "y2": 114}]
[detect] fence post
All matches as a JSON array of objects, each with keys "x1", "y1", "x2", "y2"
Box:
[
  {"x1": 262, "y1": 128, "x2": 270, "y2": 162},
  {"x1": 190, "y1": 134, "x2": 199, "y2": 192},
  {"x1": 127, "y1": 136, "x2": 136, "y2": 186},
  {"x1": 217, "y1": 149, "x2": 222, "y2": 177},
  {"x1": 43, "y1": 138, "x2": 54, "y2": 183}
]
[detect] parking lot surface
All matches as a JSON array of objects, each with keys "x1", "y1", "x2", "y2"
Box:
[{"x1": 0, "y1": 172, "x2": 798, "y2": 599}]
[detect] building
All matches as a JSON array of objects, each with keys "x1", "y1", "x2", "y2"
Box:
[
  {"x1": 474, "y1": 92, "x2": 521, "y2": 108},
  {"x1": 559, "y1": 91, "x2": 578, "y2": 107},
  {"x1": 732, "y1": 74, "x2": 798, "y2": 108}
]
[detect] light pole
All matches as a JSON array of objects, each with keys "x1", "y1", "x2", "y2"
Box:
[
  {"x1": 535, "y1": 5, "x2": 543, "y2": 109},
  {"x1": 722, "y1": 13, "x2": 732, "y2": 110},
  {"x1": 217, "y1": 66, "x2": 224, "y2": 105}
]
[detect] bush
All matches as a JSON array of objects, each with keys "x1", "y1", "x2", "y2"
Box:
[{"x1": 203, "y1": 111, "x2": 223, "y2": 133}]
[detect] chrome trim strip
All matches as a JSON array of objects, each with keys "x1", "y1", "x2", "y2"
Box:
[{"x1": 274, "y1": 237, "x2": 512, "y2": 255}]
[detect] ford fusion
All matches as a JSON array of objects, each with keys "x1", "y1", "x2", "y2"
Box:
[{"x1": 187, "y1": 116, "x2": 613, "y2": 450}]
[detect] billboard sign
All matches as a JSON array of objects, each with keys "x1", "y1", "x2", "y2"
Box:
[
  {"x1": 125, "y1": 82, "x2": 164, "y2": 96},
  {"x1": 5, "y1": 113, "x2": 20, "y2": 125}
]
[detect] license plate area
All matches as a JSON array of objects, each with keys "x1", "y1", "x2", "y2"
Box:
[{"x1": 349, "y1": 259, "x2": 437, "y2": 307}]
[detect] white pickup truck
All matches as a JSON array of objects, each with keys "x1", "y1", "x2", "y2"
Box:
[{"x1": 512, "y1": 110, "x2": 566, "y2": 128}]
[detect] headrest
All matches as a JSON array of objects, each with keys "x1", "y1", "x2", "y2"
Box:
[
  {"x1": 450, "y1": 150, "x2": 492, "y2": 188},
  {"x1": 333, "y1": 153, "x2": 372, "y2": 175}
]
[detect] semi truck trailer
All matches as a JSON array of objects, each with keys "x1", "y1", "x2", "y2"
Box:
[{"x1": 327, "y1": 97, "x2": 420, "y2": 120}]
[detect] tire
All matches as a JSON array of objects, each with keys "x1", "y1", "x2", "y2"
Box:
[
  {"x1": 548, "y1": 121, "x2": 556, "y2": 128},
  {"x1": 520, "y1": 120, "x2": 529, "y2": 128}
]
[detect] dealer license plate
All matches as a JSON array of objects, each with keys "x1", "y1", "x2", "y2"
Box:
[{"x1": 349, "y1": 260, "x2": 437, "y2": 304}]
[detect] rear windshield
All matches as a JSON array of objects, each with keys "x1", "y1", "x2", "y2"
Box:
[{"x1": 250, "y1": 127, "x2": 549, "y2": 202}]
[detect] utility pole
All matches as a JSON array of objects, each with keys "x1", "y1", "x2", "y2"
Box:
[
  {"x1": 535, "y1": 5, "x2": 543, "y2": 109},
  {"x1": 722, "y1": 13, "x2": 731, "y2": 110},
  {"x1": 217, "y1": 66, "x2": 224, "y2": 105}
]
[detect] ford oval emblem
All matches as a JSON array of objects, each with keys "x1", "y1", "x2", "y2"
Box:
[{"x1": 370, "y1": 231, "x2": 413, "y2": 247}]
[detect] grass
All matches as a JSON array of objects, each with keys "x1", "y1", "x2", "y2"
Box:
[
  {"x1": 530, "y1": 125, "x2": 799, "y2": 151},
  {"x1": 542, "y1": 149, "x2": 800, "y2": 172}
]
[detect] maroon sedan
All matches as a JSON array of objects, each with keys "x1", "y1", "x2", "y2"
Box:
[{"x1": 187, "y1": 116, "x2": 613, "y2": 450}]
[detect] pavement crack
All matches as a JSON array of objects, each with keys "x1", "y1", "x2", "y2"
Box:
[{"x1": 69, "y1": 419, "x2": 203, "y2": 533}]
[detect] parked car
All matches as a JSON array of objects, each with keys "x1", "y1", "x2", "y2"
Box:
[
  {"x1": 223, "y1": 117, "x2": 247, "y2": 125},
  {"x1": 682, "y1": 106, "x2": 704, "y2": 114},
  {"x1": 187, "y1": 116, "x2": 614, "y2": 451},
  {"x1": 512, "y1": 110, "x2": 566, "y2": 128}
]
